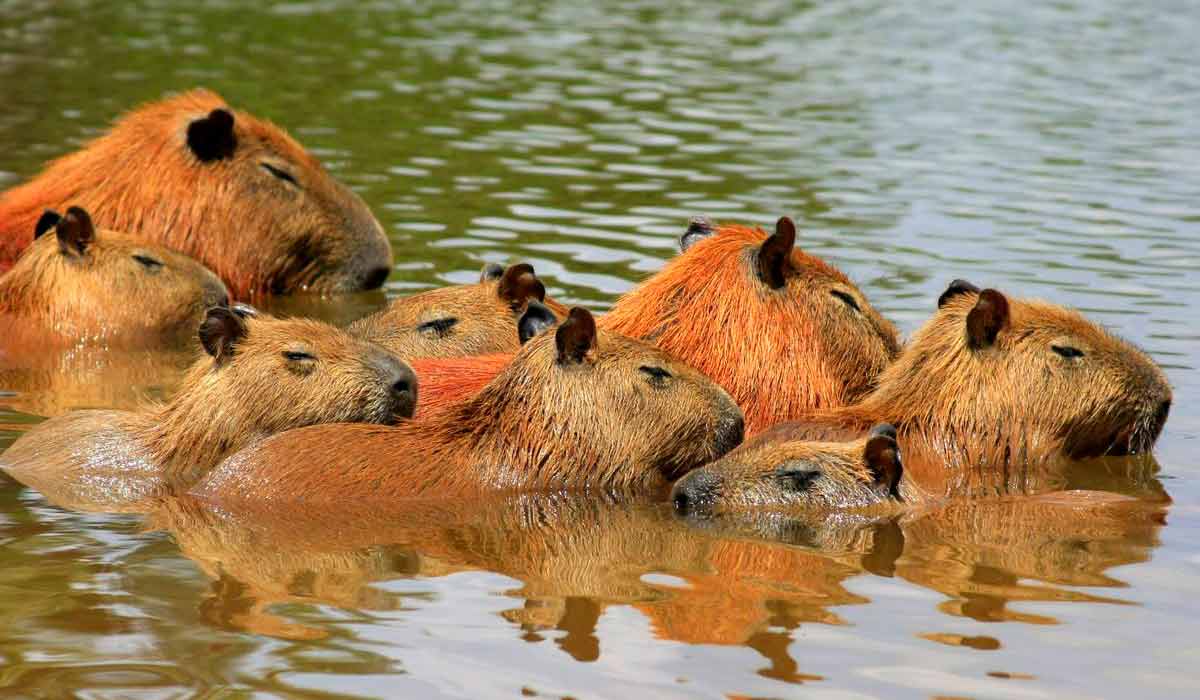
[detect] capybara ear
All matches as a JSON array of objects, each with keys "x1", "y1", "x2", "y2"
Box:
[
  {"x1": 55, "y1": 206, "x2": 96, "y2": 257},
  {"x1": 198, "y1": 306, "x2": 247, "y2": 363},
  {"x1": 480, "y1": 262, "x2": 505, "y2": 282},
  {"x1": 756, "y1": 216, "x2": 796, "y2": 289},
  {"x1": 34, "y1": 209, "x2": 62, "y2": 239},
  {"x1": 187, "y1": 108, "x2": 237, "y2": 162},
  {"x1": 497, "y1": 263, "x2": 547, "y2": 311},
  {"x1": 555, "y1": 307, "x2": 598, "y2": 364},
  {"x1": 937, "y1": 279, "x2": 981, "y2": 308},
  {"x1": 679, "y1": 215, "x2": 714, "y2": 252},
  {"x1": 519, "y1": 300, "x2": 558, "y2": 344},
  {"x1": 965, "y1": 288, "x2": 1010, "y2": 350},
  {"x1": 864, "y1": 423, "x2": 902, "y2": 495}
]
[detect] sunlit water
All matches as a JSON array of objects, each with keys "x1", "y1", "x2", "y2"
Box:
[{"x1": 1, "y1": 1, "x2": 1198, "y2": 698}]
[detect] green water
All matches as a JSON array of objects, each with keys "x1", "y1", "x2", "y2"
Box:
[{"x1": 2, "y1": 1, "x2": 1198, "y2": 698}]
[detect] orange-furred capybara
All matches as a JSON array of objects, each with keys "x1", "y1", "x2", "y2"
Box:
[
  {"x1": 0, "y1": 90, "x2": 392, "y2": 298},
  {"x1": 191, "y1": 307, "x2": 745, "y2": 507},
  {"x1": 0, "y1": 206, "x2": 228, "y2": 353},
  {"x1": 351, "y1": 262, "x2": 568, "y2": 358},
  {"x1": 0, "y1": 306, "x2": 416, "y2": 512},
  {"x1": 401, "y1": 216, "x2": 900, "y2": 428}
]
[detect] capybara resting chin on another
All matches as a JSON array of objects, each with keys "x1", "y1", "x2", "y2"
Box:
[
  {"x1": 0, "y1": 307, "x2": 416, "y2": 512},
  {"x1": 351, "y1": 262, "x2": 567, "y2": 358},
  {"x1": 0, "y1": 206, "x2": 228, "y2": 352},
  {"x1": 191, "y1": 307, "x2": 745, "y2": 507},
  {"x1": 0, "y1": 89, "x2": 392, "y2": 298}
]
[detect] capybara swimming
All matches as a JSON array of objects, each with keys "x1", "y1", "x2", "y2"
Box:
[
  {"x1": 0, "y1": 206, "x2": 228, "y2": 351},
  {"x1": 752, "y1": 281, "x2": 1172, "y2": 497},
  {"x1": 0, "y1": 306, "x2": 416, "y2": 512},
  {"x1": 0, "y1": 90, "x2": 392, "y2": 298},
  {"x1": 192, "y1": 307, "x2": 745, "y2": 506},
  {"x1": 397, "y1": 216, "x2": 900, "y2": 430},
  {"x1": 350, "y1": 262, "x2": 566, "y2": 358}
]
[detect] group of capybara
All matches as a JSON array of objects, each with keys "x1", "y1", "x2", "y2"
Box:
[{"x1": 0, "y1": 90, "x2": 1174, "y2": 533}]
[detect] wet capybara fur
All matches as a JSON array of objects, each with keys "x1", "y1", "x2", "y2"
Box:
[
  {"x1": 762, "y1": 281, "x2": 1173, "y2": 498},
  {"x1": 192, "y1": 307, "x2": 745, "y2": 506},
  {"x1": 0, "y1": 206, "x2": 228, "y2": 352},
  {"x1": 0, "y1": 90, "x2": 392, "y2": 298},
  {"x1": 351, "y1": 262, "x2": 567, "y2": 359},
  {"x1": 0, "y1": 306, "x2": 417, "y2": 511}
]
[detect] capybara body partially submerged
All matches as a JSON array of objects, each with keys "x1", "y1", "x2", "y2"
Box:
[
  {"x1": 1, "y1": 307, "x2": 416, "y2": 512},
  {"x1": 192, "y1": 308, "x2": 744, "y2": 506},
  {"x1": 0, "y1": 207, "x2": 228, "y2": 352},
  {"x1": 0, "y1": 90, "x2": 392, "y2": 298},
  {"x1": 351, "y1": 262, "x2": 567, "y2": 358}
]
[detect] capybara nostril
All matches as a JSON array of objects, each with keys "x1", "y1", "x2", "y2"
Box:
[
  {"x1": 362, "y1": 266, "x2": 390, "y2": 291},
  {"x1": 386, "y1": 363, "x2": 419, "y2": 420},
  {"x1": 672, "y1": 487, "x2": 692, "y2": 513}
]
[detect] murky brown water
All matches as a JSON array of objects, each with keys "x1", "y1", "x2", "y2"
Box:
[{"x1": 2, "y1": 1, "x2": 1198, "y2": 697}]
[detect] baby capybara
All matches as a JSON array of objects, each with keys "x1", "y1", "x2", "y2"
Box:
[
  {"x1": 191, "y1": 307, "x2": 745, "y2": 507},
  {"x1": 0, "y1": 90, "x2": 391, "y2": 298},
  {"x1": 351, "y1": 262, "x2": 567, "y2": 358},
  {"x1": 0, "y1": 206, "x2": 228, "y2": 351},
  {"x1": 0, "y1": 306, "x2": 416, "y2": 512}
]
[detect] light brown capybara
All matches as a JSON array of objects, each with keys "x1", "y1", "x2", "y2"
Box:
[
  {"x1": 350, "y1": 262, "x2": 568, "y2": 359},
  {"x1": 737, "y1": 281, "x2": 1173, "y2": 498},
  {"x1": 0, "y1": 206, "x2": 228, "y2": 352},
  {"x1": 191, "y1": 307, "x2": 745, "y2": 507},
  {"x1": 403, "y1": 216, "x2": 901, "y2": 429},
  {"x1": 0, "y1": 306, "x2": 416, "y2": 512},
  {"x1": 0, "y1": 89, "x2": 392, "y2": 298}
]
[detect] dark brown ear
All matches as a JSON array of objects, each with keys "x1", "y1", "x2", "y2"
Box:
[
  {"x1": 938, "y1": 279, "x2": 980, "y2": 308},
  {"x1": 480, "y1": 262, "x2": 505, "y2": 282},
  {"x1": 679, "y1": 215, "x2": 714, "y2": 252},
  {"x1": 864, "y1": 424, "x2": 901, "y2": 495},
  {"x1": 34, "y1": 209, "x2": 62, "y2": 239},
  {"x1": 56, "y1": 206, "x2": 96, "y2": 257},
  {"x1": 198, "y1": 306, "x2": 247, "y2": 363},
  {"x1": 756, "y1": 216, "x2": 796, "y2": 289},
  {"x1": 966, "y1": 288, "x2": 1009, "y2": 349},
  {"x1": 518, "y1": 300, "x2": 558, "y2": 344},
  {"x1": 555, "y1": 307, "x2": 597, "y2": 364},
  {"x1": 187, "y1": 108, "x2": 237, "y2": 162},
  {"x1": 497, "y1": 263, "x2": 546, "y2": 311}
]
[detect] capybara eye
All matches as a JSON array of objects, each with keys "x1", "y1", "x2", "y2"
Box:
[
  {"x1": 1051, "y1": 344, "x2": 1084, "y2": 359},
  {"x1": 261, "y1": 162, "x2": 299, "y2": 186},
  {"x1": 132, "y1": 253, "x2": 164, "y2": 271},
  {"x1": 830, "y1": 289, "x2": 861, "y2": 312},
  {"x1": 282, "y1": 350, "x2": 316, "y2": 362},
  {"x1": 417, "y1": 317, "x2": 458, "y2": 337},
  {"x1": 639, "y1": 365, "x2": 672, "y2": 384},
  {"x1": 775, "y1": 469, "x2": 820, "y2": 492}
]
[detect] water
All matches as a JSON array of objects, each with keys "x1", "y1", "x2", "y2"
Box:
[{"x1": 1, "y1": 0, "x2": 1198, "y2": 697}]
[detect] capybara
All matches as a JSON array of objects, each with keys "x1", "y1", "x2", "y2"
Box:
[
  {"x1": 0, "y1": 89, "x2": 392, "y2": 298},
  {"x1": 0, "y1": 306, "x2": 416, "y2": 512},
  {"x1": 192, "y1": 307, "x2": 744, "y2": 506},
  {"x1": 756, "y1": 281, "x2": 1173, "y2": 497},
  {"x1": 350, "y1": 262, "x2": 567, "y2": 358},
  {"x1": 0, "y1": 206, "x2": 228, "y2": 351},
  {"x1": 397, "y1": 216, "x2": 901, "y2": 430}
]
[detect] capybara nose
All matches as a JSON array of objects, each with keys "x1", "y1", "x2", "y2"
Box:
[
  {"x1": 672, "y1": 487, "x2": 692, "y2": 513},
  {"x1": 362, "y1": 265, "x2": 390, "y2": 291},
  {"x1": 713, "y1": 409, "x2": 745, "y2": 458},
  {"x1": 671, "y1": 469, "x2": 720, "y2": 515},
  {"x1": 387, "y1": 363, "x2": 419, "y2": 420},
  {"x1": 215, "y1": 292, "x2": 230, "y2": 309},
  {"x1": 1151, "y1": 399, "x2": 1171, "y2": 439}
]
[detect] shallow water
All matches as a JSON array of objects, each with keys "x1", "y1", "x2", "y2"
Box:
[{"x1": 1, "y1": 1, "x2": 1198, "y2": 698}]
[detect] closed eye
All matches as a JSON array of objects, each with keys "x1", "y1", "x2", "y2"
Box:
[
  {"x1": 775, "y1": 469, "x2": 820, "y2": 492},
  {"x1": 639, "y1": 365, "x2": 672, "y2": 382},
  {"x1": 418, "y1": 317, "x2": 458, "y2": 337},
  {"x1": 133, "y1": 254, "x2": 164, "y2": 270},
  {"x1": 1052, "y1": 344, "x2": 1084, "y2": 359},
  {"x1": 830, "y1": 290, "x2": 861, "y2": 312},
  {"x1": 262, "y1": 162, "x2": 299, "y2": 186},
  {"x1": 282, "y1": 350, "x2": 316, "y2": 362}
]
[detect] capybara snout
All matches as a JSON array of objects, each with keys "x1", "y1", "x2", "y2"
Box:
[{"x1": 365, "y1": 345, "x2": 419, "y2": 421}]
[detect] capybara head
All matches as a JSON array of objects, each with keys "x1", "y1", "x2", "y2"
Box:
[
  {"x1": 865, "y1": 281, "x2": 1172, "y2": 459},
  {"x1": 0, "y1": 206, "x2": 228, "y2": 344},
  {"x1": 456, "y1": 307, "x2": 745, "y2": 491},
  {"x1": 672, "y1": 423, "x2": 902, "y2": 516},
  {"x1": 350, "y1": 262, "x2": 565, "y2": 358},
  {"x1": 601, "y1": 216, "x2": 900, "y2": 434},
  {"x1": 0, "y1": 89, "x2": 392, "y2": 297}
]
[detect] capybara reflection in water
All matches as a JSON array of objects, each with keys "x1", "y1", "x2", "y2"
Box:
[
  {"x1": 192, "y1": 307, "x2": 744, "y2": 506},
  {"x1": 405, "y1": 216, "x2": 900, "y2": 428},
  {"x1": 0, "y1": 90, "x2": 392, "y2": 298},
  {"x1": 0, "y1": 206, "x2": 228, "y2": 352},
  {"x1": 351, "y1": 262, "x2": 567, "y2": 358},
  {"x1": 1, "y1": 306, "x2": 416, "y2": 512}
]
